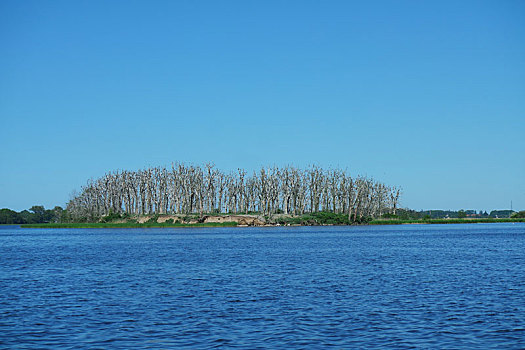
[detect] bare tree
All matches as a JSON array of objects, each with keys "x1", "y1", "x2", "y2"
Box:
[{"x1": 66, "y1": 163, "x2": 400, "y2": 222}]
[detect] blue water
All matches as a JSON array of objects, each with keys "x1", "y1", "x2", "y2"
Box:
[{"x1": 1, "y1": 224, "x2": 524, "y2": 349}]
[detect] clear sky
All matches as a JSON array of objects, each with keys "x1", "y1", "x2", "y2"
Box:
[{"x1": 1, "y1": 0, "x2": 524, "y2": 212}]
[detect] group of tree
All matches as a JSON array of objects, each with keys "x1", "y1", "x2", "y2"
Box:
[
  {"x1": 66, "y1": 163, "x2": 402, "y2": 222},
  {"x1": 0, "y1": 206, "x2": 65, "y2": 224},
  {"x1": 393, "y1": 208, "x2": 517, "y2": 220}
]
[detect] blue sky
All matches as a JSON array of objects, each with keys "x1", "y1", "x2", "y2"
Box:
[{"x1": 1, "y1": 0, "x2": 524, "y2": 212}]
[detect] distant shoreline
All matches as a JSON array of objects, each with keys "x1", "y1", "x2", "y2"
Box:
[{"x1": 19, "y1": 217, "x2": 525, "y2": 229}]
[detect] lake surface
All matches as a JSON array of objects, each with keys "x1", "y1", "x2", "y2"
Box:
[{"x1": 1, "y1": 224, "x2": 524, "y2": 349}]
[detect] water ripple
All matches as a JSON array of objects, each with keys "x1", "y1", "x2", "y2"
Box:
[{"x1": 1, "y1": 224, "x2": 524, "y2": 348}]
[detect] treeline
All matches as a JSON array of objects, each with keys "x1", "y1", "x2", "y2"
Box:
[
  {"x1": 0, "y1": 206, "x2": 65, "y2": 224},
  {"x1": 392, "y1": 208, "x2": 518, "y2": 219},
  {"x1": 67, "y1": 164, "x2": 401, "y2": 222},
  {"x1": 512, "y1": 211, "x2": 525, "y2": 218}
]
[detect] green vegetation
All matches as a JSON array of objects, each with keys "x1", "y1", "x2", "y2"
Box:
[
  {"x1": 17, "y1": 216, "x2": 525, "y2": 228},
  {"x1": 511, "y1": 211, "x2": 525, "y2": 218},
  {"x1": 0, "y1": 206, "x2": 66, "y2": 224},
  {"x1": 6, "y1": 207, "x2": 524, "y2": 229},
  {"x1": 21, "y1": 221, "x2": 238, "y2": 229},
  {"x1": 394, "y1": 208, "x2": 517, "y2": 219},
  {"x1": 275, "y1": 212, "x2": 371, "y2": 226},
  {"x1": 370, "y1": 218, "x2": 525, "y2": 225},
  {"x1": 272, "y1": 212, "x2": 525, "y2": 226},
  {"x1": 490, "y1": 210, "x2": 516, "y2": 218}
]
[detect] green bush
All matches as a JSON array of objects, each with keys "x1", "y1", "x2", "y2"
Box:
[
  {"x1": 381, "y1": 213, "x2": 398, "y2": 219},
  {"x1": 277, "y1": 211, "x2": 360, "y2": 226},
  {"x1": 146, "y1": 215, "x2": 159, "y2": 223},
  {"x1": 511, "y1": 211, "x2": 525, "y2": 218},
  {"x1": 100, "y1": 210, "x2": 122, "y2": 223}
]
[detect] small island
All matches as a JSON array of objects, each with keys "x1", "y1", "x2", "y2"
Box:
[{"x1": 1, "y1": 163, "x2": 521, "y2": 228}]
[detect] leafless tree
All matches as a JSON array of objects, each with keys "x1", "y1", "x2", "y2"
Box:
[{"x1": 67, "y1": 163, "x2": 400, "y2": 221}]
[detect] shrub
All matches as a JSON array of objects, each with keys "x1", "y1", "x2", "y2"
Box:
[
  {"x1": 100, "y1": 210, "x2": 122, "y2": 223},
  {"x1": 146, "y1": 215, "x2": 159, "y2": 223}
]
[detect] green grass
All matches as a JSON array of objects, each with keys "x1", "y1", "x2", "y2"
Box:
[
  {"x1": 369, "y1": 218, "x2": 525, "y2": 225},
  {"x1": 19, "y1": 216, "x2": 525, "y2": 229},
  {"x1": 275, "y1": 212, "x2": 370, "y2": 226},
  {"x1": 21, "y1": 222, "x2": 238, "y2": 229}
]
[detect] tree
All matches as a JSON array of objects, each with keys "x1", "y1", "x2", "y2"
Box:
[
  {"x1": 30, "y1": 205, "x2": 46, "y2": 223},
  {"x1": 66, "y1": 163, "x2": 401, "y2": 222},
  {"x1": 511, "y1": 211, "x2": 525, "y2": 218},
  {"x1": 0, "y1": 208, "x2": 21, "y2": 224}
]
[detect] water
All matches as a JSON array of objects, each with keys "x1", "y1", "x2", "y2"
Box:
[{"x1": 1, "y1": 224, "x2": 524, "y2": 349}]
